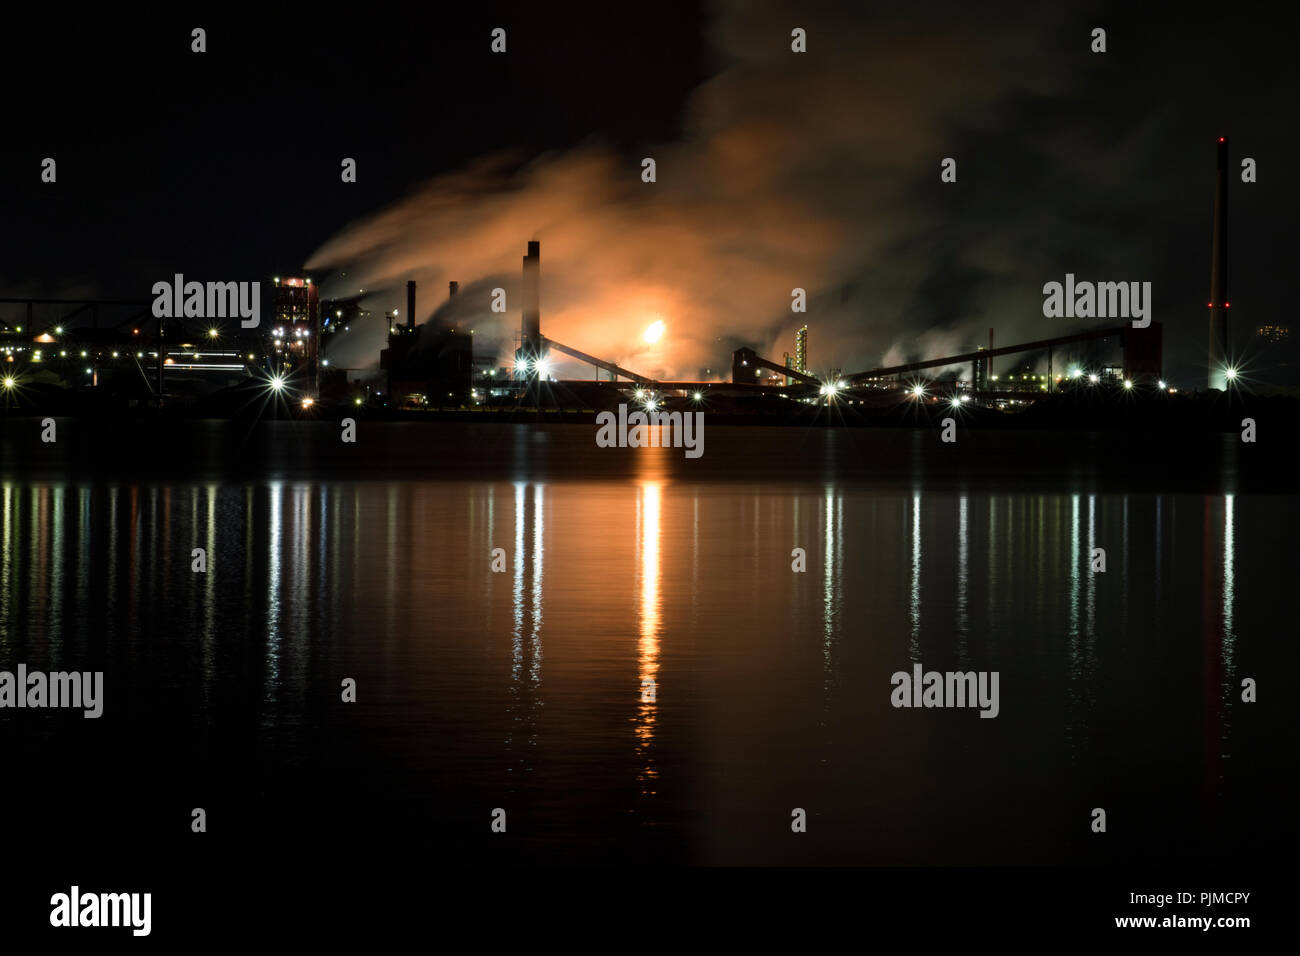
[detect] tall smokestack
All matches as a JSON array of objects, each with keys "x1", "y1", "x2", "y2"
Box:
[
  {"x1": 406, "y1": 280, "x2": 416, "y2": 331},
  {"x1": 522, "y1": 241, "x2": 540, "y2": 354},
  {"x1": 449, "y1": 281, "x2": 459, "y2": 298},
  {"x1": 988, "y1": 327, "x2": 994, "y2": 379},
  {"x1": 1208, "y1": 137, "x2": 1229, "y2": 389}
]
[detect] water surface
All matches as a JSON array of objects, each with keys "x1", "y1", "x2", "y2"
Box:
[{"x1": 0, "y1": 423, "x2": 1292, "y2": 866}]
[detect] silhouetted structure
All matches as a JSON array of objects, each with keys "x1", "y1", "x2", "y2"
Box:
[
  {"x1": 382, "y1": 281, "x2": 473, "y2": 406},
  {"x1": 1208, "y1": 137, "x2": 1230, "y2": 389}
]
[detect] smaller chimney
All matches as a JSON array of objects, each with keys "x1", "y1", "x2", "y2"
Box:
[
  {"x1": 449, "y1": 281, "x2": 459, "y2": 298},
  {"x1": 406, "y1": 280, "x2": 416, "y2": 331}
]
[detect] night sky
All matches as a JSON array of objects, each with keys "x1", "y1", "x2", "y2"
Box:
[
  {"x1": 2, "y1": 2, "x2": 1296, "y2": 383},
  {"x1": 0, "y1": 5, "x2": 704, "y2": 283}
]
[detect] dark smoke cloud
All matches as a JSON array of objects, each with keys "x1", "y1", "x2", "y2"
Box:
[{"x1": 308, "y1": 1, "x2": 1298, "y2": 384}]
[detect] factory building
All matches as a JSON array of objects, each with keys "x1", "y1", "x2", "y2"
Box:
[
  {"x1": 269, "y1": 277, "x2": 321, "y2": 393},
  {"x1": 381, "y1": 280, "x2": 473, "y2": 406}
]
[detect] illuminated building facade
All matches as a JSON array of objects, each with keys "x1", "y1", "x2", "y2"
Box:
[
  {"x1": 270, "y1": 277, "x2": 320, "y2": 393},
  {"x1": 782, "y1": 325, "x2": 809, "y2": 386},
  {"x1": 973, "y1": 346, "x2": 988, "y2": 390}
]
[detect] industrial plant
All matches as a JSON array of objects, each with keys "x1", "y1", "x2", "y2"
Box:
[{"x1": 0, "y1": 138, "x2": 1292, "y2": 422}]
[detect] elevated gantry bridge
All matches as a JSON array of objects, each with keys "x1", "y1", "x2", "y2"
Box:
[
  {"x1": 543, "y1": 336, "x2": 654, "y2": 386},
  {"x1": 0, "y1": 297, "x2": 154, "y2": 332},
  {"x1": 510, "y1": 240, "x2": 1163, "y2": 398},
  {"x1": 847, "y1": 325, "x2": 1137, "y2": 385},
  {"x1": 730, "y1": 347, "x2": 821, "y2": 387},
  {"x1": 546, "y1": 322, "x2": 1159, "y2": 398}
]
